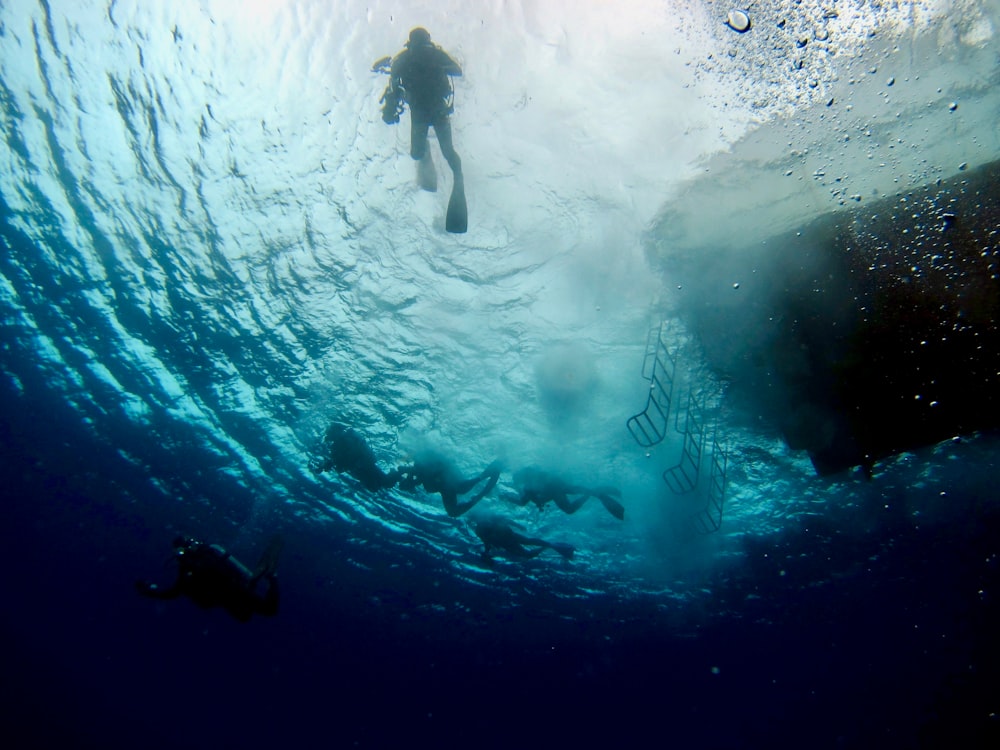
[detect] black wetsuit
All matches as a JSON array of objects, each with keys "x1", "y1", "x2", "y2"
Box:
[
  {"x1": 513, "y1": 466, "x2": 625, "y2": 520},
  {"x1": 313, "y1": 423, "x2": 399, "y2": 492},
  {"x1": 136, "y1": 539, "x2": 279, "y2": 622},
  {"x1": 385, "y1": 40, "x2": 463, "y2": 175},
  {"x1": 397, "y1": 452, "x2": 501, "y2": 517}
]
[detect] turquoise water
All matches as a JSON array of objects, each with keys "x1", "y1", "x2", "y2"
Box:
[{"x1": 2, "y1": 2, "x2": 999, "y2": 747}]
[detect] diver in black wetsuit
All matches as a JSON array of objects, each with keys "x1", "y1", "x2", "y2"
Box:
[
  {"x1": 380, "y1": 27, "x2": 463, "y2": 182},
  {"x1": 472, "y1": 516, "x2": 574, "y2": 561},
  {"x1": 511, "y1": 466, "x2": 625, "y2": 520},
  {"x1": 311, "y1": 422, "x2": 400, "y2": 492},
  {"x1": 377, "y1": 26, "x2": 468, "y2": 232},
  {"x1": 396, "y1": 449, "x2": 502, "y2": 517},
  {"x1": 136, "y1": 535, "x2": 282, "y2": 622}
]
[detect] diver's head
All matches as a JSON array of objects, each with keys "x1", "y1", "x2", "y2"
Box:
[{"x1": 407, "y1": 27, "x2": 431, "y2": 48}]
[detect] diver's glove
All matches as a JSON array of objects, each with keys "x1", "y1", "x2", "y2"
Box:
[{"x1": 382, "y1": 107, "x2": 399, "y2": 125}]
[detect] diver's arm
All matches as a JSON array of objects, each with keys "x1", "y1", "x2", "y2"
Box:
[
  {"x1": 380, "y1": 53, "x2": 407, "y2": 123},
  {"x1": 437, "y1": 48, "x2": 462, "y2": 76},
  {"x1": 388, "y1": 51, "x2": 409, "y2": 92},
  {"x1": 135, "y1": 579, "x2": 182, "y2": 599}
]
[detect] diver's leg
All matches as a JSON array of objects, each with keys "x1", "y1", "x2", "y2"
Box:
[
  {"x1": 433, "y1": 116, "x2": 462, "y2": 176},
  {"x1": 410, "y1": 116, "x2": 437, "y2": 191},
  {"x1": 596, "y1": 493, "x2": 626, "y2": 520},
  {"x1": 410, "y1": 116, "x2": 430, "y2": 160},
  {"x1": 135, "y1": 579, "x2": 182, "y2": 599},
  {"x1": 554, "y1": 493, "x2": 591, "y2": 514},
  {"x1": 512, "y1": 533, "x2": 550, "y2": 547},
  {"x1": 449, "y1": 492, "x2": 485, "y2": 517},
  {"x1": 454, "y1": 460, "x2": 501, "y2": 498},
  {"x1": 511, "y1": 529, "x2": 574, "y2": 560},
  {"x1": 441, "y1": 489, "x2": 464, "y2": 517},
  {"x1": 472, "y1": 461, "x2": 502, "y2": 499}
]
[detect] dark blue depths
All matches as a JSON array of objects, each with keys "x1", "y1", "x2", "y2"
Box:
[{"x1": 2, "y1": 367, "x2": 999, "y2": 750}]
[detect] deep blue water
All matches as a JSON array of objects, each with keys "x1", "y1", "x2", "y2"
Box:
[
  {"x1": 3, "y1": 1, "x2": 1000, "y2": 748},
  {"x1": 3, "y1": 373, "x2": 999, "y2": 748}
]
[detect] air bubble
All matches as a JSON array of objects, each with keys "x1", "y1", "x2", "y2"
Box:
[{"x1": 725, "y1": 10, "x2": 751, "y2": 33}]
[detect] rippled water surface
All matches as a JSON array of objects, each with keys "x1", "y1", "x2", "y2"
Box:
[{"x1": 3, "y1": 1, "x2": 999, "y2": 747}]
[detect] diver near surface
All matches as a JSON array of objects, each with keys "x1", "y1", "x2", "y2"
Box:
[
  {"x1": 472, "y1": 516, "x2": 575, "y2": 561},
  {"x1": 396, "y1": 449, "x2": 502, "y2": 517},
  {"x1": 511, "y1": 466, "x2": 625, "y2": 520},
  {"x1": 310, "y1": 422, "x2": 400, "y2": 492},
  {"x1": 135, "y1": 535, "x2": 282, "y2": 622},
  {"x1": 376, "y1": 26, "x2": 467, "y2": 233}
]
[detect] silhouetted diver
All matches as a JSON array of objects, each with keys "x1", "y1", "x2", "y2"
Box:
[
  {"x1": 397, "y1": 449, "x2": 502, "y2": 517},
  {"x1": 473, "y1": 517, "x2": 574, "y2": 560},
  {"x1": 136, "y1": 535, "x2": 282, "y2": 622},
  {"x1": 311, "y1": 422, "x2": 400, "y2": 491},
  {"x1": 378, "y1": 26, "x2": 467, "y2": 232},
  {"x1": 512, "y1": 466, "x2": 625, "y2": 520}
]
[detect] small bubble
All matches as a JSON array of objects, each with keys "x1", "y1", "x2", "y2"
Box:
[{"x1": 732, "y1": 282, "x2": 740, "y2": 290}]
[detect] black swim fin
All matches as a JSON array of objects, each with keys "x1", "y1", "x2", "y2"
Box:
[
  {"x1": 597, "y1": 494, "x2": 625, "y2": 521},
  {"x1": 469, "y1": 461, "x2": 502, "y2": 503},
  {"x1": 446, "y1": 176, "x2": 467, "y2": 233}
]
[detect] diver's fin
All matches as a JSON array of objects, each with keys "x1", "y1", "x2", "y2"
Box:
[
  {"x1": 446, "y1": 176, "x2": 467, "y2": 233},
  {"x1": 417, "y1": 153, "x2": 437, "y2": 192},
  {"x1": 371, "y1": 55, "x2": 392, "y2": 74},
  {"x1": 252, "y1": 534, "x2": 284, "y2": 580},
  {"x1": 551, "y1": 542, "x2": 575, "y2": 560},
  {"x1": 469, "y1": 461, "x2": 502, "y2": 503},
  {"x1": 597, "y1": 494, "x2": 625, "y2": 521}
]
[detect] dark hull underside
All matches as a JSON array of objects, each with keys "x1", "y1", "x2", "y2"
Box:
[{"x1": 675, "y1": 160, "x2": 1000, "y2": 475}]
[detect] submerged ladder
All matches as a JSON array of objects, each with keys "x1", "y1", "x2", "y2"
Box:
[
  {"x1": 662, "y1": 389, "x2": 704, "y2": 493},
  {"x1": 692, "y1": 427, "x2": 728, "y2": 534},
  {"x1": 626, "y1": 321, "x2": 675, "y2": 447},
  {"x1": 626, "y1": 319, "x2": 731, "y2": 533}
]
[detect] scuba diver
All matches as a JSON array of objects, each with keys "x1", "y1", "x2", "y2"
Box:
[
  {"x1": 396, "y1": 449, "x2": 502, "y2": 517},
  {"x1": 472, "y1": 516, "x2": 575, "y2": 561},
  {"x1": 311, "y1": 422, "x2": 400, "y2": 492},
  {"x1": 375, "y1": 26, "x2": 467, "y2": 233},
  {"x1": 136, "y1": 535, "x2": 282, "y2": 622},
  {"x1": 511, "y1": 466, "x2": 625, "y2": 520}
]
